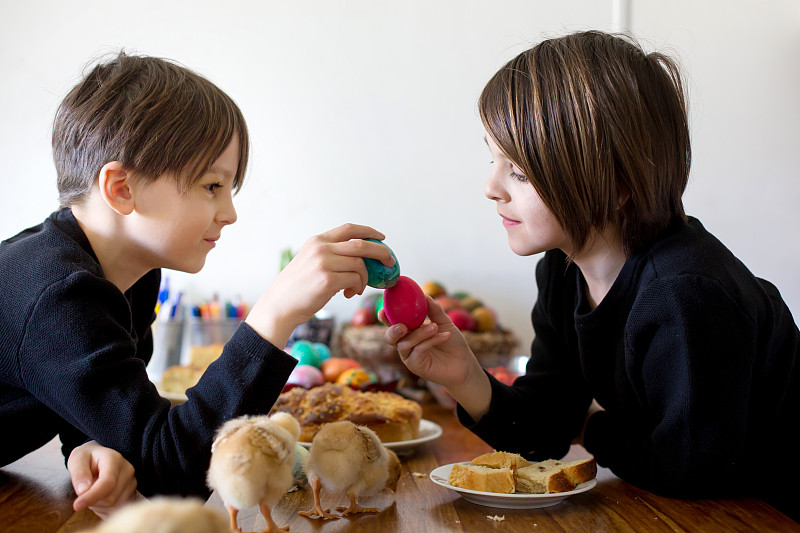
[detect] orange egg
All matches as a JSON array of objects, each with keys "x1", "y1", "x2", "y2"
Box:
[
  {"x1": 421, "y1": 280, "x2": 446, "y2": 299},
  {"x1": 471, "y1": 306, "x2": 497, "y2": 332},
  {"x1": 321, "y1": 357, "x2": 361, "y2": 382},
  {"x1": 336, "y1": 368, "x2": 372, "y2": 388}
]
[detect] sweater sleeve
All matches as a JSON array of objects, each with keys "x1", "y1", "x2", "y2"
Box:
[
  {"x1": 17, "y1": 271, "x2": 296, "y2": 497},
  {"x1": 457, "y1": 253, "x2": 592, "y2": 460},
  {"x1": 583, "y1": 273, "x2": 756, "y2": 497}
]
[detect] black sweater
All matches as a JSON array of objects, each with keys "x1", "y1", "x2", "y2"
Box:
[
  {"x1": 0, "y1": 209, "x2": 297, "y2": 496},
  {"x1": 459, "y1": 217, "x2": 799, "y2": 514}
]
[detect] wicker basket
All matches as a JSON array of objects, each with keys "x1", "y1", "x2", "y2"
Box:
[{"x1": 336, "y1": 324, "x2": 519, "y2": 380}]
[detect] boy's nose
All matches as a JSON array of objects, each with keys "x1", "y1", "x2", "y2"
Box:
[
  {"x1": 219, "y1": 196, "x2": 238, "y2": 226},
  {"x1": 484, "y1": 171, "x2": 506, "y2": 202}
]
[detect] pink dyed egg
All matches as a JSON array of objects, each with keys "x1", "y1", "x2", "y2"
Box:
[
  {"x1": 382, "y1": 275, "x2": 427, "y2": 330},
  {"x1": 286, "y1": 364, "x2": 324, "y2": 388}
]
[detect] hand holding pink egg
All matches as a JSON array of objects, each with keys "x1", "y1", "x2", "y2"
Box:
[{"x1": 382, "y1": 275, "x2": 427, "y2": 331}]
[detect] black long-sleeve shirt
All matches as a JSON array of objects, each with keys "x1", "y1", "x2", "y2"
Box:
[
  {"x1": 459, "y1": 217, "x2": 799, "y2": 517},
  {"x1": 0, "y1": 208, "x2": 296, "y2": 496}
]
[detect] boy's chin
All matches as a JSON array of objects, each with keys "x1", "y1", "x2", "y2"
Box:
[
  {"x1": 171, "y1": 259, "x2": 206, "y2": 274},
  {"x1": 508, "y1": 239, "x2": 542, "y2": 257}
]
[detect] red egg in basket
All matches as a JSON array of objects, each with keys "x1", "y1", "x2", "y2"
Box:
[{"x1": 382, "y1": 275, "x2": 427, "y2": 330}]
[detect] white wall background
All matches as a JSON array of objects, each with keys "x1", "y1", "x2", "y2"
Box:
[{"x1": 1, "y1": 1, "x2": 798, "y2": 356}]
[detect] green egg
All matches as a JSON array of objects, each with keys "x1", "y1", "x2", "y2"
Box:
[
  {"x1": 291, "y1": 341, "x2": 321, "y2": 368},
  {"x1": 362, "y1": 238, "x2": 400, "y2": 289},
  {"x1": 292, "y1": 444, "x2": 309, "y2": 487}
]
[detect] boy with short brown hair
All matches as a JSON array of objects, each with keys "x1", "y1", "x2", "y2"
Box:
[{"x1": 0, "y1": 52, "x2": 393, "y2": 505}]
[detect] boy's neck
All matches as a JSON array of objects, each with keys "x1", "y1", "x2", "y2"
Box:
[
  {"x1": 71, "y1": 199, "x2": 149, "y2": 294},
  {"x1": 572, "y1": 225, "x2": 627, "y2": 310}
]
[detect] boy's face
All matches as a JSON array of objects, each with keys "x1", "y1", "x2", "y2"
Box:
[
  {"x1": 484, "y1": 133, "x2": 569, "y2": 257},
  {"x1": 127, "y1": 137, "x2": 240, "y2": 273}
]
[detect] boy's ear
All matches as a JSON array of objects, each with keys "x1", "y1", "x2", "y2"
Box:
[{"x1": 98, "y1": 161, "x2": 134, "y2": 215}]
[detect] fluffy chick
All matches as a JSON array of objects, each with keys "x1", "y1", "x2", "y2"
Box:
[
  {"x1": 299, "y1": 421, "x2": 401, "y2": 520},
  {"x1": 84, "y1": 497, "x2": 229, "y2": 533},
  {"x1": 207, "y1": 412, "x2": 301, "y2": 533}
]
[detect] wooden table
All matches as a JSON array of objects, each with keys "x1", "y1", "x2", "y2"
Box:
[{"x1": 2, "y1": 402, "x2": 797, "y2": 533}]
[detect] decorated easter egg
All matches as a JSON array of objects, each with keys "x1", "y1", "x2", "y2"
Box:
[
  {"x1": 292, "y1": 444, "x2": 309, "y2": 486},
  {"x1": 421, "y1": 280, "x2": 447, "y2": 299},
  {"x1": 434, "y1": 295, "x2": 462, "y2": 312},
  {"x1": 291, "y1": 341, "x2": 322, "y2": 368},
  {"x1": 360, "y1": 292, "x2": 383, "y2": 311},
  {"x1": 362, "y1": 238, "x2": 400, "y2": 289},
  {"x1": 447, "y1": 308, "x2": 477, "y2": 331},
  {"x1": 351, "y1": 307, "x2": 377, "y2": 327},
  {"x1": 383, "y1": 275, "x2": 427, "y2": 330},
  {"x1": 321, "y1": 357, "x2": 362, "y2": 382},
  {"x1": 471, "y1": 306, "x2": 497, "y2": 332},
  {"x1": 286, "y1": 364, "x2": 324, "y2": 388},
  {"x1": 312, "y1": 342, "x2": 331, "y2": 362},
  {"x1": 337, "y1": 367, "x2": 372, "y2": 388},
  {"x1": 290, "y1": 340, "x2": 314, "y2": 359},
  {"x1": 460, "y1": 296, "x2": 484, "y2": 312}
]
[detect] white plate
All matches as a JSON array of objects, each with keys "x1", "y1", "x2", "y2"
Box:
[
  {"x1": 298, "y1": 419, "x2": 443, "y2": 451},
  {"x1": 430, "y1": 463, "x2": 597, "y2": 509}
]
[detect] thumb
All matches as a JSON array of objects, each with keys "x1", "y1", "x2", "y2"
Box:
[
  {"x1": 67, "y1": 447, "x2": 95, "y2": 497},
  {"x1": 425, "y1": 295, "x2": 452, "y2": 325}
]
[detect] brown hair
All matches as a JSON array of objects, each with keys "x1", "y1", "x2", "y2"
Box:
[
  {"x1": 52, "y1": 52, "x2": 249, "y2": 207},
  {"x1": 479, "y1": 31, "x2": 690, "y2": 258}
]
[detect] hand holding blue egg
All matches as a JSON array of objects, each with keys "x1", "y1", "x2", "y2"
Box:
[{"x1": 362, "y1": 238, "x2": 400, "y2": 288}]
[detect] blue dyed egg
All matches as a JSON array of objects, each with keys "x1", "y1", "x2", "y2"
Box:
[
  {"x1": 312, "y1": 342, "x2": 331, "y2": 362},
  {"x1": 362, "y1": 239, "x2": 400, "y2": 289},
  {"x1": 291, "y1": 341, "x2": 321, "y2": 368}
]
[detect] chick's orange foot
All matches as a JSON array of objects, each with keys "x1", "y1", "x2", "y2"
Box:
[
  {"x1": 335, "y1": 493, "x2": 379, "y2": 515},
  {"x1": 298, "y1": 506, "x2": 339, "y2": 521},
  {"x1": 298, "y1": 476, "x2": 340, "y2": 520},
  {"x1": 259, "y1": 502, "x2": 292, "y2": 533}
]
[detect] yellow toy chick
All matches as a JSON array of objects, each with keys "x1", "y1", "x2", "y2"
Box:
[
  {"x1": 299, "y1": 420, "x2": 401, "y2": 520},
  {"x1": 207, "y1": 412, "x2": 301, "y2": 533}
]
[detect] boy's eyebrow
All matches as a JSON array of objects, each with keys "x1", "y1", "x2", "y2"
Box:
[{"x1": 206, "y1": 165, "x2": 235, "y2": 179}]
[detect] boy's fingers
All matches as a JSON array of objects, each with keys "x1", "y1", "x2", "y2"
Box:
[
  {"x1": 74, "y1": 473, "x2": 116, "y2": 510},
  {"x1": 395, "y1": 323, "x2": 439, "y2": 356},
  {"x1": 67, "y1": 448, "x2": 95, "y2": 497},
  {"x1": 320, "y1": 223, "x2": 385, "y2": 244},
  {"x1": 75, "y1": 450, "x2": 131, "y2": 509},
  {"x1": 383, "y1": 322, "x2": 409, "y2": 344},
  {"x1": 404, "y1": 332, "x2": 451, "y2": 362},
  {"x1": 328, "y1": 239, "x2": 394, "y2": 266}
]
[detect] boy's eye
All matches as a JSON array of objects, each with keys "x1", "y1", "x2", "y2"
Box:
[
  {"x1": 510, "y1": 171, "x2": 528, "y2": 183},
  {"x1": 204, "y1": 183, "x2": 222, "y2": 194}
]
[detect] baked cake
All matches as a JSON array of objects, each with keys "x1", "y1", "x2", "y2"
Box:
[
  {"x1": 448, "y1": 454, "x2": 596, "y2": 494},
  {"x1": 270, "y1": 382, "x2": 422, "y2": 443}
]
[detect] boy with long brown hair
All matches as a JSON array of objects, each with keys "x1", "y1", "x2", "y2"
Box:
[{"x1": 386, "y1": 31, "x2": 798, "y2": 520}]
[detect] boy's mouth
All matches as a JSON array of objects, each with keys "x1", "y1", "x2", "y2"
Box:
[{"x1": 500, "y1": 214, "x2": 520, "y2": 227}]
